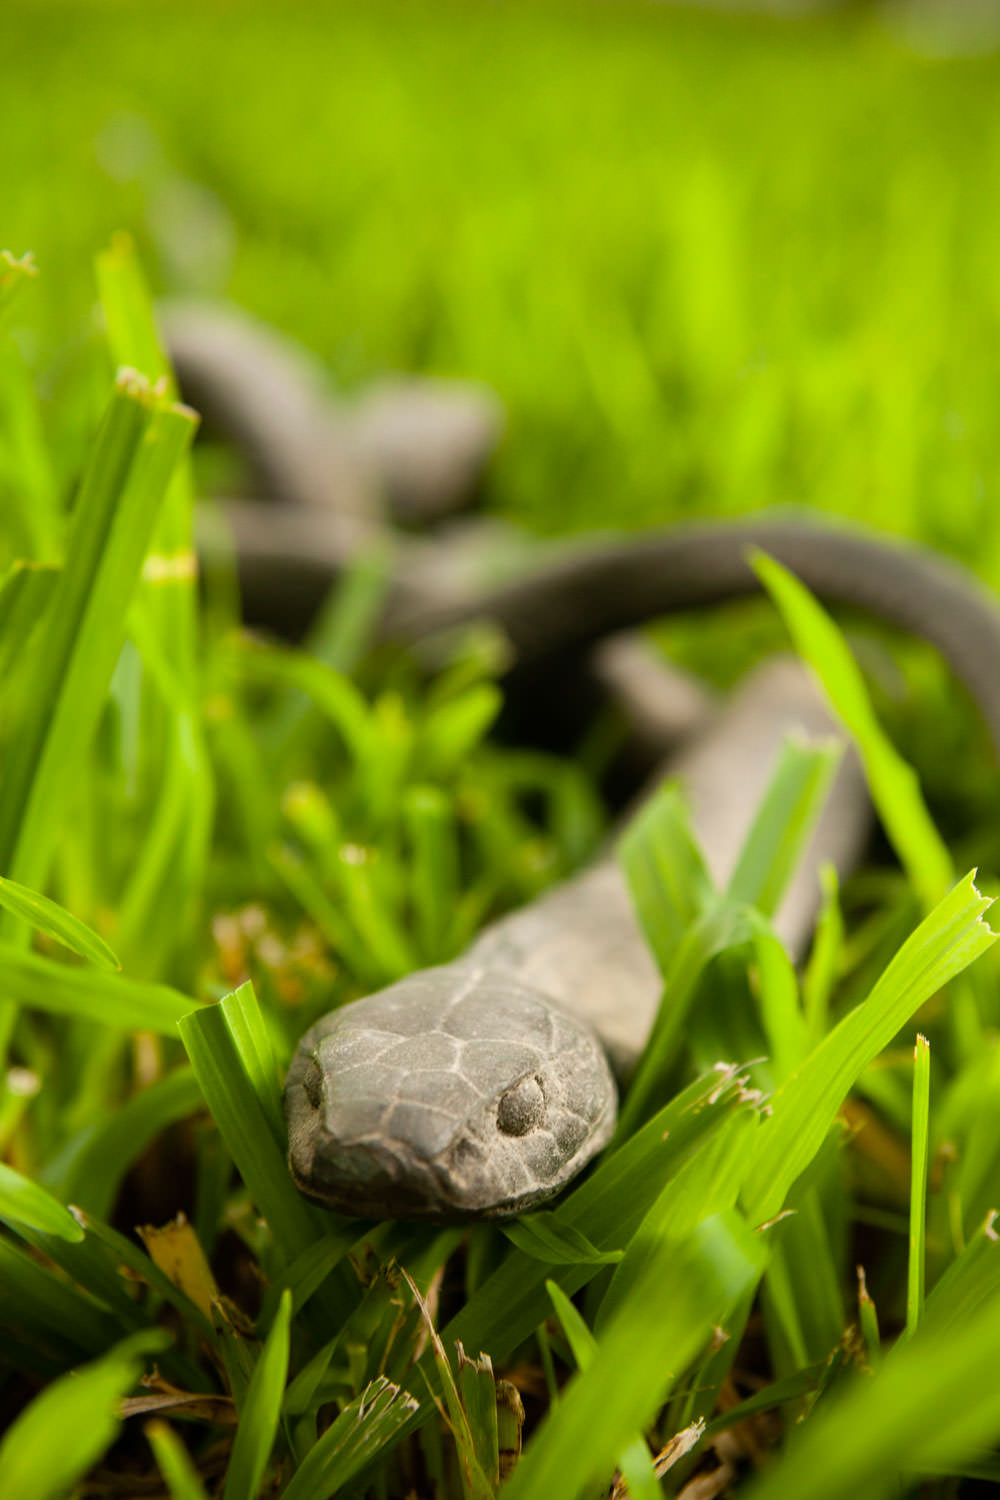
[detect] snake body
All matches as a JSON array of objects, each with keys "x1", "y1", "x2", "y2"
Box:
[
  {"x1": 285, "y1": 522, "x2": 1000, "y2": 1220},
  {"x1": 285, "y1": 658, "x2": 870, "y2": 1218},
  {"x1": 164, "y1": 306, "x2": 1000, "y2": 1220}
]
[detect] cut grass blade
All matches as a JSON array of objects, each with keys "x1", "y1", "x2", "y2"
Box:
[
  {"x1": 280, "y1": 1376, "x2": 420, "y2": 1500},
  {"x1": 742, "y1": 873, "x2": 995, "y2": 1225},
  {"x1": 456, "y1": 1344, "x2": 501, "y2": 1493},
  {"x1": 403, "y1": 1270, "x2": 494, "y2": 1500},
  {"x1": 752, "y1": 549, "x2": 954, "y2": 910},
  {"x1": 96, "y1": 233, "x2": 199, "y2": 683},
  {"x1": 857, "y1": 1266, "x2": 881, "y2": 1368},
  {"x1": 0, "y1": 874, "x2": 120, "y2": 970}
]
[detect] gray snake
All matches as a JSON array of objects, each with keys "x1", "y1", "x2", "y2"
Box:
[
  {"x1": 283, "y1": 523, "x2": 1000, "y2": 1221},
  {"x1": 166, "y1": 305, "x2": 1000, "y2": 1220}
]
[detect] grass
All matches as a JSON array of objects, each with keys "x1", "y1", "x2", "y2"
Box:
[
  {"x1": 5, "y1": 1, "x2": 1000, "y2": 565},
  {"x1": 6, "y1": 0, "x2": 1000, "y2": 1494},
  {"x1": 2, "y1": 245, "x2": 1000, "y2": 1498}
]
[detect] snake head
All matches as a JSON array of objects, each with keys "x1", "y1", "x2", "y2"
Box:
[{"x1": 284, "y1": 965, "x2": 617, "y2": 1220}]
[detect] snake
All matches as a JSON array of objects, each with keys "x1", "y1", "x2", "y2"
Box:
[
  {"x1": 165, "y1": 305, "x2": 1000, "y2": 1221},
  {"x1": 283, "y1": 523, "x2": 1000, "y2": 1221}
]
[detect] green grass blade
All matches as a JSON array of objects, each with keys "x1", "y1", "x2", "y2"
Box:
[
  {"x1": 743, "y1": 1285, "x2": 1000, "y2": 1500},
  {"x1": 178, "y1": 991, "x2": 326, "y2": 1275},
  {"x1": 146, "y1": 1420, "x2": 211, "y2": 1500},
  {"x1": 0, "y1": 374, "x2": 197, "y2": 897},
  {"x1": 598, "y1": 1106, "x2": 759, "y2": 1333},
  {"x1": 222, "y1": 1288, "x2": 291, "y2": 1500},
  {"x1": 0, "y1": 874, "x2": 120, "y2": 970},
  {"x1": 0, "y1": 373, "x2": 147, "y2": 869},
  {"x1": 0, "y1": 1331, "x2": 167, "y2": 1500},
  {"x1": 906, "y1": 1032, "x2": 931, "y2": 1336},
  {"x1": 618, "y1": 736, "x2": 840, "y2": 1136},
  {"x1": 547, "y1": 1281, "x2": 660, "y2": 1500},
  {"x1": 96, "y1": 235, "x2": 197, "y2": 659},
  {"x1": 52, "y1": 1067, "x2": 203, "y2": 1218},
  {"x1": 725, "y1": 735, "x2": 840, "y2": 917},
  {"x1": 405, "y1": 785, "x2": 460, "y2": 961},
  {"x1": 501, "y1": 1215, "x2": 623, "y2": 1267},
  {"x1": 0, "y1": 248, "x2": 38, "y2": 318},
  {"x1": 802, "y1": 863, "x2": 843, "y2": 1048},
  {"x1": 0, "y1": 562, "x2": 59, "y2": 681},
  {"x1": 743, "y1": 873, "x2": 995, "y2": 1225},
  {"x1": 752, "y1": 550, "x2": 954, "y2": 909},
  {"x1": 217, "y1": 980, "x2": 287, "y2": 1147},
  {"x1": 417, "y1": 681, "x2": 502, "y2": 775},
  {"x1": 237, "y1": 636, "x2": 376, "y2": 764},
  {"x1": 0, "y1": 944, "x2": 198, "y2": 1031},
  {"x1": 616, "y1": 783, "x2": 714, "y2": 975},
  {"x1": 0, "y1": 327, "x2": 59, "y2": 559},
  {"x1": 920, "y1": 1211, "x2": 1000, "y2": 1335},
  {"x1": 443, "y1": 1070, "x2": 756, "y2": 1365},
  {"x1": 613, "y1": 898, "x2": 753, "y2": 1140},
  {"x1": 502, "y1": 1210, "x2": 766, "y2": 1500},
  {"x1": 0, "y1": 1160, "x2": 84, "y2": 1242},
  {"x1": 97, "y1": 233, "x2": 173, "y2": 387}
]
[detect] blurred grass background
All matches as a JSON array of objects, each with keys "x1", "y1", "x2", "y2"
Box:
[{"x1": 6, "y1": 0, "x2": 1000, "y2": 558}]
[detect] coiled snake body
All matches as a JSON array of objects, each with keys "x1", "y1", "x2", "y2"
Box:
[{"x1": 167, "y1": 307, "x2": 1000, "y2": 1220}]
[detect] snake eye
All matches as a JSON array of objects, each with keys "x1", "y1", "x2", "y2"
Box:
[
  {"x1": 302, "y1": 1059, "x2": 324, "y2": 1110},
  {"x1": 497, "y1": 1075, "x2": 546, "y2": 1136}
]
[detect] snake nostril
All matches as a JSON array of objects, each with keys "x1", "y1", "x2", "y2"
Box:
[{"x1": 497, "y1": 1075, "x2": 546, "y2": 1136}]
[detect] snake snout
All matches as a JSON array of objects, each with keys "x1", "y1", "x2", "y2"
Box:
[{"x1": 284, "y1": 965, "x2": 617, "y2": 1220}]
